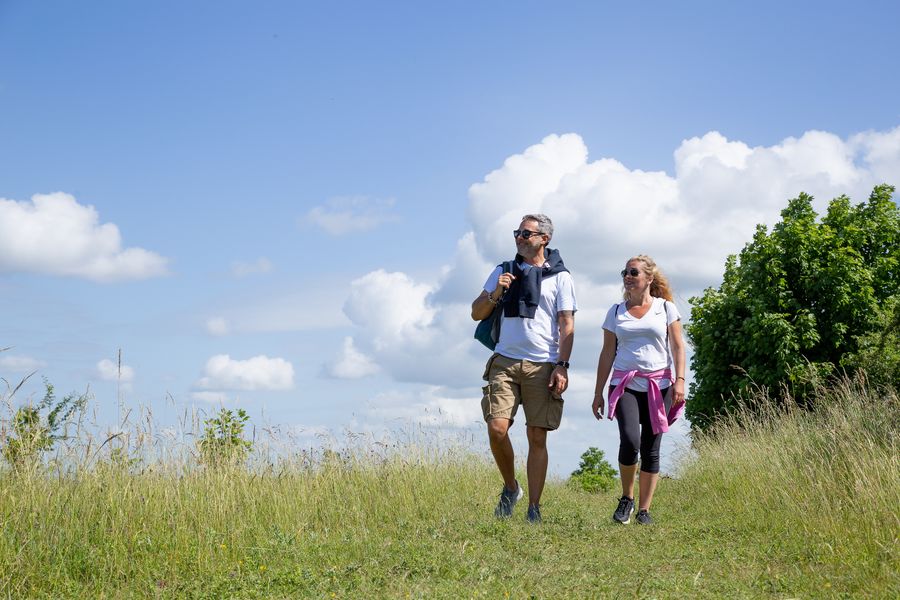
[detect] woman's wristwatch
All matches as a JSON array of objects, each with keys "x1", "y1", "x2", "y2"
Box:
[{"x1": 555, "y1": 360, "x2": 570, "y2": 369}]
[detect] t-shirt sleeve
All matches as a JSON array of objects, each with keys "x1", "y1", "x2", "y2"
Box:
[
  {"x1": 483, "y1": 266, "x2": 502, "y2": 294},
  {"x1": 665, "y1": 300, "x2": 682, "y2": 325},
  {"x1": 602, "y1": 303, "x2": 619, "y2": 333},
  {"x1": 555, "y1": 272, "x2": 577, "y2": 313}
]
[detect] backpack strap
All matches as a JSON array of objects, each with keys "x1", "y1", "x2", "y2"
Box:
[{"x1": 663, "y1": 299, "x2": 671, "y2": 364}]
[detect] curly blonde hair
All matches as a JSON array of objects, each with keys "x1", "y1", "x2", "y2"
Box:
[{"x1": 623, "y1": 254, "x2": 674, "y2": 302}]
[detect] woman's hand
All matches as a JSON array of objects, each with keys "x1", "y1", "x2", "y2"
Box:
[
  {"x1": 592, "y1": 393, "x2": 604, "y2": 420},
  {"x1": 673, "y1": 378, "x2": 685, "y2": 404}
]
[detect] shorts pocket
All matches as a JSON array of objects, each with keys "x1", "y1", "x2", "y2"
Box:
[
  {"x1": 481, "y1": 353, "x2": 499, "y2": 381},
  {"x1": 480, "y1": 385, "x2": 491, "y2": 420},
  {"x1": 546, "y1": 394, "x2": 565, "y2": 430}
]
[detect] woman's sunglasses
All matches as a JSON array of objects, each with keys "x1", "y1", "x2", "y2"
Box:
[{"x1": 621, "y1": 268, "x2": 642, "y2": 278}]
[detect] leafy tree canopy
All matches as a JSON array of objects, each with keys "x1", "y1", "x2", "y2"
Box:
[{"x1": 686, "y1": 184, "x2": 899, "y2": 429}]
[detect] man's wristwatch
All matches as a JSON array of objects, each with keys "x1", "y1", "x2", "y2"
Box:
[{"x1": 554, "y1": 360, "x2": 570, "y2": 369}]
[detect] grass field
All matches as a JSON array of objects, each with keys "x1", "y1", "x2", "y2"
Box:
[{"x1": 1, "y1": 378, "x2": 898, "y2": 598}]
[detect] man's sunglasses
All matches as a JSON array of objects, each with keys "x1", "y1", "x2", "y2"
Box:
[
  {"x1": 621, "y1": 268, "x2": 642, "y2": 278},
  {"x1": 513, "y1": 229, "x2": 545, "y2": 239}
]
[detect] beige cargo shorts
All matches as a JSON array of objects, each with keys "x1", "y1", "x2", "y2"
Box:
[{"x1": 481, "y1": 353, "x2": 564, "y2": 430}]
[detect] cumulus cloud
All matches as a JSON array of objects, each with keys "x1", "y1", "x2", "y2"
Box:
[
  {"x1": 339, "y1": 269, "x2": 487, "y2": 386},
  {"x1": 196, "y1": 354, "x2": 294, "y2": 391},
  {"x1": 335, "y1": 127, "x2": 900, "y2": 391},
  {"x1": 230, "y1": 257, "x2": 273, "y2": 277},
  {"x1": 365, "y1": 386, "x2": 483, "y2": 429},
  {"x1": 96, "y1": 358, "x2": 135, "y2": 382},
  {"x1": 206, "y1": 317, "x2": 230, "y2": 336},
  {"x1": 305, "y1": 196, "x2": 398, "y2": 235},
  {"x1": 0, "y1": 354, "x2": 46, "y2": 372},
  {"x1": 327, "y1": 337, "x2": 380, "y2": 379},
  {"x1": 0, "y1": 192, "x2": 168, "y2": 281}
]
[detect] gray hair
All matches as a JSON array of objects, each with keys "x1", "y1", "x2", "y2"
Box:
[{"x1": 521, "y1": 213, "x2": 553, "y2": 239}]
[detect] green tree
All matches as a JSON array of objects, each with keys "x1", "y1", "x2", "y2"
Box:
[
  {"x1": 2, "y1": 380, "x2": 88, "y2": 467},
  {"x1": 568, "y1": 447, "x2": 618, "y2": 493},
  {"x1": 687, "y1": 184, "x2": 899, "y2": 429},
  {"x1": 197, "y1": 408, "x2": 252, "y2": 467}
]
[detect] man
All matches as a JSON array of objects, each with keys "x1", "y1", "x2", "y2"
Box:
[{"x1": 471, "y1": 213, "x2": 576, "y2": 523}]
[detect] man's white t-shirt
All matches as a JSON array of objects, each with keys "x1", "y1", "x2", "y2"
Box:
[
  {"x1": 483, "y1": 262, "x2": 577, "y2": 363},
  {"x1": 602, "y1": 297, "x2": 680, "y2": 391}
]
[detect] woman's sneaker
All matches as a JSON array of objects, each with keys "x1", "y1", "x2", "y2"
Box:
[
  {"x1": 636, "y1": 509, "x2": 653, "y2": 525},
  {"x1": 526, "y1": 504, "x2": 542, "y2": 524},
  {"x1": 494, "y1": 481, "x2": 523, "y2": 518},
  {"x1": 612, "y1": 496, "x2": 635, "y2": 524}
]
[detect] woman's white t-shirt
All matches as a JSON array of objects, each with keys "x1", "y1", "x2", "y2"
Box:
[{"x1": 602, "y1": 297, "x2": 680, "y2": 392}]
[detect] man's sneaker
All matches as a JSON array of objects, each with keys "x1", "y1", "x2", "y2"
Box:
[
  {"x1": 636, "y1": 509, "x2": 653, "y2": 525},
  {"x1": 494, "y1": 481, "x2": 523, "y2": 518},
  {"x1": 612, "y1": 495, "x2": 635, "y2": 524},
  {"x1": 526, "y1": 504, "x2": 542, "y2": 524}
]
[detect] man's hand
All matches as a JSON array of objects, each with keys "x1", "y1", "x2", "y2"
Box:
[
  {"x1": 549, "y1": 366, "x2": 568, "y2": 396},
  {"x1": 496, "y1": 271, "x2": 516, "y2": 292}
]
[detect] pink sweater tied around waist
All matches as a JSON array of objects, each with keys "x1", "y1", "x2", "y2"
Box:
[{"x1": 607, "y1": 368, "x2": 684, "y2": 435}]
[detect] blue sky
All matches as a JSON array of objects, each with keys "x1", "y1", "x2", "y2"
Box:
[{"x1": 1, "y1": 1, "x2": 898, "y2": 475}]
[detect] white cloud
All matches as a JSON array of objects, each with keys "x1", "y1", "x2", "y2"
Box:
[
  {"x1": 327, "y1": 337, "x2": 380, "y2": 379},
  {"x1": 334, "y1": 127, "x2": 900, "y2": 392},
  {"x1": 230, "y1": 257, "x2": 273, "y2": 277},
  {"x1": 365, "y1": 386, "x2": 483, "y2": 429},
  {"x1": 0, "y1": 192, "x2": 168, "y2": 282},
  {"x1": 0, "y1": 354, "x2": 46, "y2": 372},
  {"x1": 196, "y1": 354, "x2": 294, "y2": 391},
  {"x1": 340, "y1": 269, "x2": 487, "y2": 386},
  {"x1": 343, "y1": 270, "x2": 436, "y2": 348},
  {"x1": 206, "y1": 317, "x2": 230, "y2": 336},
  {"x1": 306, "y1": 196, "x2": 398, "y2": 235},
  {"x1": 96, "y1": 358, "x2": 135, "y2": 382}
]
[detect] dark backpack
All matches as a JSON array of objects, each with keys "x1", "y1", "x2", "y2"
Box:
[{"x1": 474, "y1": 260, "x2": 513, "y2": 350}]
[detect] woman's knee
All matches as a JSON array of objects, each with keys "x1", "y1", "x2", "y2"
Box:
[{"x1": 618, "y1": 445, "x2": 639, "y2": 466}]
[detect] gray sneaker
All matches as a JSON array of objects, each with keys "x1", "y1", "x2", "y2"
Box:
[
  {"x1": 526, "y1": 504, "x2": 542, "y2": 524},
  {"x1": 636, "y1": 509, "x2": 653, "y2": 525},
  {"x1": 494, "y1": 481, "x2": 523, "y2": 518},
  {"x1": 612, "y1": 495, "x2": 635, "y2": 524}
]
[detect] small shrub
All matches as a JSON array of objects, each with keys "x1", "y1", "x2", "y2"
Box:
[
  {"x1": 197, "y1": 408, "x2": 252, "y2": 467},
  {"x1": 568, "y1": 447, "x2": 617, "y2": 493},
  {"x1": 2, "y1": 379, "x2": 88, "y2": 467}
]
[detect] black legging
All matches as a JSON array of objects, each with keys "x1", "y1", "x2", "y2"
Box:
[{"x1": 610, "y1": 386, "x2": 672, "y2": 474}]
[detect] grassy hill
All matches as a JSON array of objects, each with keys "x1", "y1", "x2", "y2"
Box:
[{"x1": 1, "y1": 378, "x2": 897, "y2": 598}]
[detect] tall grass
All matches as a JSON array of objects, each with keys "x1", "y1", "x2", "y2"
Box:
[
  {"x1": 673, "y1": 375, "x2": 899, "y2": 595},
  {"x1": 1, "y1": 376, "x2": 897, "y2": 598}
]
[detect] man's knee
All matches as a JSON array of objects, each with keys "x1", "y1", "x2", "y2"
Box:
[
  {"x1": 487, "y1": 418, "x2": 511, "y2": 440},
  {"x1": 526, "y1": 426, "x2": 548, "y2": 448}
]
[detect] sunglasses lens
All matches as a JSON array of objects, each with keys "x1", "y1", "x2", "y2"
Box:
[{"x1": 621, "y1": 268, "x2": 640, "y2": 277}]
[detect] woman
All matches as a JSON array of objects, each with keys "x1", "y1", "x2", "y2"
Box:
[{"x1": 592, "y1": 255, "x2": 686, "y2": 525}]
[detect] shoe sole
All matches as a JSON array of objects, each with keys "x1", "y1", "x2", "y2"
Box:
[
  {"x1": 613, "y1": 511, "x2": 634, "y2": 525},
  {"x1": 494, "y1": 486, "x2": 524, "y2": 518}
]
